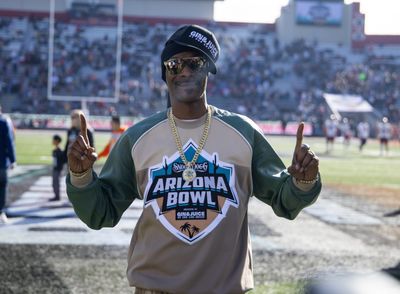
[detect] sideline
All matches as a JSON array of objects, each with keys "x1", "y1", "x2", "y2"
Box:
[
  {"x1": 2, "y1": 174, "x2": 142, "y2": 246},
  {"x1": 9, "y1": 165, "x2": 49, "y2": 184}
]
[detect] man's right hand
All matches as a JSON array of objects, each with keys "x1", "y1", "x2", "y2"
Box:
[{"x1": 67, "y1": 113, "x2": 97, "y2": 173}]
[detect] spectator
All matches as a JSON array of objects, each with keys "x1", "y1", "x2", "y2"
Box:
[
  {"x1": 377, "y1": 117, "x2": 392, "y2": 156},
  {"x1": 50, "y1": 134, "x2": 64, "y2": 202},
  {"x1": 357, "y1": 120, "x2": 370, "y2": 152},
  {"x1": 324, "y1": 114, "x2": 338, "y2": 154},
  {"x1": 340, "y1": 117, "x2": 352, "y2": 150},
  {"x1": 0, "y1": 105, "x2": 16, "y2": 224},
  {"x1": 98, "y1": 115, "x2": 126, "y2": 159}
]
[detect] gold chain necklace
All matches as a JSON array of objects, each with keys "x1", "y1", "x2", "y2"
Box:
[{"x1": 168, "y1": 105, "x2": 212, "y2": 182}]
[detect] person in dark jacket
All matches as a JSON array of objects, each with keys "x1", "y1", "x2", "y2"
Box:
[
  {"x1": 50, "y1": 134, "x2": 64, "y2": 201},
  {"x1": 0, "y1": 106, "x2": 16, "y2": 224}
]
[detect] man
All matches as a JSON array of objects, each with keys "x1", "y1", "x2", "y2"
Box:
[
  {"x1": 97, "y1": 115, "x2": 126, "y2": 159},
  {"x1": 50, "y1": 134, "x2": 64, "y2": 202},
  {"x1": 377, "y1": 117, "x2": 391, "y2": 156},
  {"x1": 0, "y1": 106, "x2": 16, "y2": 224},
  {"x1": 64, "y1": 109, "x2": 94, "y2": 163},
  {"x1": 66, "y1": 25, "x2": 321, "y2": 294},
  {"x1": 324, "y1": 114, "x2": 338, "y2": 154},
  {"x1": 340, "y1": 117, "x2": 352, "y2": 150},
  {"x1": 357, "y1": 120, "x2": 370, "y2": 152}
]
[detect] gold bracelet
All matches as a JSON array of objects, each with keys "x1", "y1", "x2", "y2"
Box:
[
  {"x1": 69, "y1": 168, "x2": 91, "y2": 178},
  {"x1": 296, "y1": 174, "x2": 319, "y2": 185}
]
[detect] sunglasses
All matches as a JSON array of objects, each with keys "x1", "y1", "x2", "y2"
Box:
[{"x1": 163, "y1": 57, "x2": 208, "y2": 76}]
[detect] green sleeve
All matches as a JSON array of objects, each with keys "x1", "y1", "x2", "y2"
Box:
[
  {"x1": 66, "y1": 133, "x2": 139, "y2": 230},
  {"x1": 252, "y1": 130, "x2": 321, "y2": 220}
]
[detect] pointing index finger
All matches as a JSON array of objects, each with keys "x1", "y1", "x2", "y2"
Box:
[
  {"x1": 294, "y1": 122, "x2": 305, "y2": 154},
  {"x1": 79, "y1": 113, "x2": 90, "y2": 146}
]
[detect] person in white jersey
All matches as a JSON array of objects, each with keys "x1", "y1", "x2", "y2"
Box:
[
  {"x1": 340, "y1": 117, "x2": 352, "y2": 150},
  {"x1": 357, "y1": 120, "x2": 370, "y2": 152},
  {"x1": 324, "y1": 114, "x2": 338, "y2": 154},
  {"x1": 377, "y1": 117, "x2": 392, "y2": 156}
]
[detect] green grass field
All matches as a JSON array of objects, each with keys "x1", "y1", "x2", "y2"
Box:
[
  {"x1": 267, "y1": 135, "x2": 400, "y2": 190},
  {"x1": 15, "y1": 129, "x2": 400, "y2": 190},
  {"x1": 13, "y1": 129, "x2": 400, "y2": 294},
  {"x1": 15, "y1": 129, "x2": 110, "y2": 166}
]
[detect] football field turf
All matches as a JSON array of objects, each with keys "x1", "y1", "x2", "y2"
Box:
[{"x1": 15, "y1": 129, "x2": 400, "y2": 189}]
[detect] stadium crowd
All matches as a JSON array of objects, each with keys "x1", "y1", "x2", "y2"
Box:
[{"x1": 0, "y1": 15, "x2": 399, "y2": 133}]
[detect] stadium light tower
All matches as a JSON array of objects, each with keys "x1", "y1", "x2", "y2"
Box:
[{"x1": 47, "y1": 0, "x2": 124, "y2": 115}]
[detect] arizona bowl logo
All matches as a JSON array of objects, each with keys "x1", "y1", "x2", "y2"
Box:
[{"x1": 144, "y1": 140, "x2": 239, "y2": 244}]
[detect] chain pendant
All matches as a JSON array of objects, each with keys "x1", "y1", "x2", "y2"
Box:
[
  {"x1": 168, "y1": 106, "x2": 212, "y2": 184},
  {"x1": 182, "y1": 167, "x2": 196, "y2": 182}
]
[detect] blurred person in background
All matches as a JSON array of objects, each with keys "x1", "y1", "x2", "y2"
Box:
[
  {"x1": 357, "y1": 120, "x2": 370, "y2": 152},
  {"x1": 324, "y1": 114, "x2": 338, "y2": 154},
  {"x1": 64, "y1": 109, "x2": 94, "y2": 164},
  {"x1": 0, "y1": 105, "x2": 16, "y2": 224},
  {"x1": 340, "y1": 117, "x2": 352, "y2": 151},
  {"x1": 377, "y1": 117, "x2": 391, "y2": 156},
  {"x1": 394, "y1": 123, "x2": 400, "y2": 146},
  {"x1": 65, "y1": 25, "x2": 321, "y2": 294},
  {"x1": 50, "y1": 134, "x2": 64, "y2": 202},
  {"x1": 97, "y1": 115, "x2": 126, "y2": 159}
]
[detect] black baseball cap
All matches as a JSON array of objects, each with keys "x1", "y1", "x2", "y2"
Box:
[{"x1": 161, "y1": 24, "x2": 220, "y2": 81}]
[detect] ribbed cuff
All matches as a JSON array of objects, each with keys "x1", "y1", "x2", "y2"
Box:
[{"x1": 70, "y1": 169, "x2": 93, "y2": 188}]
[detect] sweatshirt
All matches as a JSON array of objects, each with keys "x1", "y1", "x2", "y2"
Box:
[{"x1": 67, "y1": 106, "x2": 321, "y2": 294}]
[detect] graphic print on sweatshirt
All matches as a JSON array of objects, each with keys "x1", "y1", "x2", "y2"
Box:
[{"x1": 144, "y1": 139, "x2": 239, "y2": 244}]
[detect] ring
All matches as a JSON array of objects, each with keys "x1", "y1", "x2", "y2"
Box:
[{"x1": 302, "y1": 143, "x2": 310, "y2": 150}]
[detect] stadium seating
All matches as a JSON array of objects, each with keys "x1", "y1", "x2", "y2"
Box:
[{"x1": 0, "y1": 14, "x2": 399, "y2": 131}]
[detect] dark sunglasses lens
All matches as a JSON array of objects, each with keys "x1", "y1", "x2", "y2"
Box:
[
  {"x1": 189, "y1": 59, "x2": 205, "y2": 71},
  {"x1": 166, "y1": 60, "x2": 182, "y2": 75},
  {"x1": 165, "y1": 58, "x2": 206, "y2": 75}
]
